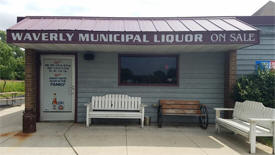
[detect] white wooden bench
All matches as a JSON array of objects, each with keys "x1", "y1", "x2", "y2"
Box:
[
  {"x1": 215, "y1": 100, "x2": 275, "y2": 154},
  {"x1": 85, "y1": 94, "x2": 145, "y2": 128}
]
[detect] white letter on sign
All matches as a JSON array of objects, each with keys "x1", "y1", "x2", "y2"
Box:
[
  {"x1": 32, "y1": 33, "x2": 41, "y2": 41},
  {"x1": 23, "y1": 33, "x2": 32, "y2": 41},
  {"x1": 11, "y1": 33, "x2": 23, "y2": 41},
  {"x1": 154, "y1": 34, "x2": 160, "y2": 42},
  {"x1": 50, "y1": 33, "x2": 58, "y2": 41},
  {"x1": 166, "y1": 35, "x2": 174, "y2": 43},
  {"x1": 194, "y1": 34, "x2": 203, "y2": 42},
  {"x1": 185, "y1": 34, "x2": 193, "y2": 42},
  {"x1": 133, "y1": 35, "x2": 141, "y2": 42},
  {"x1": 211, "y1": 34, "x2": 218, "y2": 42},
  {"x1": 125, "y1": 34, "x2": 134, "y2": 42},
  {"x1": 66, "y1": 33, "x2": 74, "y2": 41},
  {"x1": 79, "y1": 33, "x2": 89, "y2": 41},
  {"x1": 42, "y1": 33, "x2": 49, "y2": 41}
]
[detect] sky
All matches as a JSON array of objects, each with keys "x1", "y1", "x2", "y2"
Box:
[{"x1": 0, "y1": 0, "x2": 272, "y2": 30}]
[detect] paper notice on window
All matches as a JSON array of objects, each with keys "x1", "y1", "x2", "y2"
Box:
[{"x1": 42, "y1": 59, "x2": 72, "y2": 112}]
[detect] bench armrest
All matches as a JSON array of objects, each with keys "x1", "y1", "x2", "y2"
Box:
[
  {"x1": 214, "y1": 108, "x2": 234, "y2": 111},
  {"x1": 215, "y1": 108, "x2": 234, "y2": 119},
  {"x1": 140, "y1": 104, "x2": 147, "y2": 110},
  {"x1": 200, "y1": 104, "x2": 207, "y2": 107},
  {"x1": 248, "y1": 118, "x2": 275, "y2": 123},
  {"x1": 248, "y1": 118, "x2": 275, "y2": 137},
  {"x1": 84, "y1": 103, "x2": 93, "y2": 110},
  {"x1": 141, "y1": 104, "x2": 147, "y2": 107}
]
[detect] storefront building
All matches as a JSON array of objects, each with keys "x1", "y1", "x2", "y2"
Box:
[
  {"x1": 7, "y1": 16, "x2": 262, "y2": 133},
  {"x1": 236, "y1": 16, "x2": 275, "y2": 76}
]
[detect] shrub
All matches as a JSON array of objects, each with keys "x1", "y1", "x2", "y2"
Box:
[{"x1": 232, "y1": 68, "x2": 275, "y2": 108}]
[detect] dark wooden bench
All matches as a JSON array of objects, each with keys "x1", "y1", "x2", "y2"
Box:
[{"x1": 158, "y1": 100, "x2": 208, "y2": 129}]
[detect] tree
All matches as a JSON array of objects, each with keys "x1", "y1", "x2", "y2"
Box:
[
  {"x1": 0, "y1": 30, "x2": 25, "y2": 91},
  {"x1": 14, "y1": 56, "x2": 25, "y2": 80},
  {"x1": 0, "y1": 31, "x2": 6, "y2": 42},
  {"x1": 0, "y1": 41, "x2": 16, "y2": 91}
]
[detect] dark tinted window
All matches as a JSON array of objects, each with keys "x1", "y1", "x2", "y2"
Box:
[{"x1": 119, "y1": 55, "x2": 178, "y2": 85}]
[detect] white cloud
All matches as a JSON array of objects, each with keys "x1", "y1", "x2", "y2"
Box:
[
  {"x1": 0, "y1": 12, "x2": 16, "y2": 30},
  {"x1": 0, "y1": 0, "x2": 271, "y2": 30}
]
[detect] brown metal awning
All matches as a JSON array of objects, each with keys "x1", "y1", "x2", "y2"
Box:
[{"x1": 6, "y1": 16, "x2": 260, "y2": 53}]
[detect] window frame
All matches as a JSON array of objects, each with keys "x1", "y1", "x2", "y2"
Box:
[{"x1": 118, "y1": 54, "x2": 179, "y2": 87}]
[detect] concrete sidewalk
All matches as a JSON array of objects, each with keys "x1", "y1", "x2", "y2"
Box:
[{"x1": 0, "y1": 105, "x2": 273, "y2": 155}]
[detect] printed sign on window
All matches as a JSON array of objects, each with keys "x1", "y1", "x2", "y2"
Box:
[{"x1": 43, "y1": 59, "x2": 72, "y2": 112}]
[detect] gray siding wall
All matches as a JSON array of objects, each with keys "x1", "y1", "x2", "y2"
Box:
[
  {"x1": 237, "y1": 26, "x2": 275, "y2": 76},
  {"x1": 77, "y1": 52, "x2": 225, "y2": 124}
]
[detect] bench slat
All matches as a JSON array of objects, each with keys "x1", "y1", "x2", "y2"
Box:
[
  {"x1": 132, "y1": 97, "x2": 136, "y2": 110},
  {"x1": 160, "y1": 100, "x2": 200, "y2": 105},
  {"x1": 106, "y1": 95, "x2": 109, "y2": 109},
  {"x1": 122, "y1": 95, "x2": 126, "y2": 110},
  {"x1": 128, "y1": 97, "x2": 132, "y2": 110},
  {"x1": 118, "y1": 95, "x2": 122, "y2": 109},
  {"x1": 161, "y1": 104, "x2": 200, "y2": 109},
  {"x1": 134, "y1": 97, "x2": 138, "y2": 110},
  {"x1": 94, "y1": 96, "x2": 98, "y2": 109},
  {"x1": 101, "y1": 96, "x2": 104, "y2": 109},
  {"x1": 90, "y1": 94, "x2": 141, "y2": 111},
  {"x1": 217, "y1": 118, "x2": 272, "y2": 136},
  {"x1": 162, "y1": 109, "x2": 201, "y2": 114}
]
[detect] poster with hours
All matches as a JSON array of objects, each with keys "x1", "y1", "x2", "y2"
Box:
[{"x1": 42, "y1": 58, "x2": 73, "y2": 112}]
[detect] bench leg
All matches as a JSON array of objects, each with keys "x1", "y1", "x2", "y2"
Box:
[
  {"x1": 273, "y1": 137, "x2": 275, "y2": 154},
  {"x1": 249, "y1": 122, "x2": 256, "y2": 154},
  {"x1": 86, "y1": 117, "x2": 90, "y2": 127},
  {"x1": 272, "y1": 122, "x2": 275, "y2": 154},
  {"x1": 158, "y1": 115, "x2": 163, "y2": 128},
  {"x1": 157, "y1": 105, "x2": 163, "y2": 128},
  {"x1": 86, "y1": 106, "x2": 90, "y2": 127},
  {"x1": 141, "y1": 117, "x2": 144, "y2": 128},
  {"x1": 141, "y1": 107, "x2": 145, "y2": 128},
  {"x1": 249, "y1": 135, "x2": 256, "y2": 154},
  {"x1": 215, "y1": 123, "x2": 221, "y2": 133}
]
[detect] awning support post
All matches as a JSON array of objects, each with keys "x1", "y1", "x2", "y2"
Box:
[
  {"x1": 224, "y1": 50, "x2": 237, "y2": 118},
  {"x1": 23, "y1": 50, "x2": 38, "y2": 133}
]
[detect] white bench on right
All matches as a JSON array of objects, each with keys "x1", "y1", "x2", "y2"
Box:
[{"x1": 215, "y1": 100, "x2": 275, "y2": 154}]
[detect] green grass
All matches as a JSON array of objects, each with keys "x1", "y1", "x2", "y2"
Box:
[
  {"x1": 0, "y1": 80, "x2": 25, "y2": 93},
  {"x1": 257, "y1": 137, "x2": 272, "y2": 147}
]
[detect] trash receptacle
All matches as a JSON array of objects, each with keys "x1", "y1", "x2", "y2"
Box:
[{"x1": 144, "y1": 116, "x2": 151, "y2": 126}]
